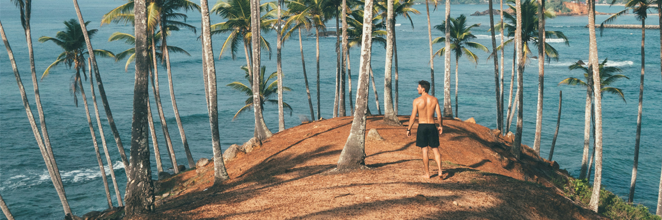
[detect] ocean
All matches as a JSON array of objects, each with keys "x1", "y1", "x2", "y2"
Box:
[{"x1": 1, "y1": 0, "x2": 661, "y2": 219}]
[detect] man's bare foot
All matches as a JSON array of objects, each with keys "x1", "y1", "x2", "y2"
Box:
[
  {"x1": 421, "y1": 174, "x2": 431, "y2": 179},
  {"x1": 438, "y1": 173, "x2": 444, "y2": 180}
]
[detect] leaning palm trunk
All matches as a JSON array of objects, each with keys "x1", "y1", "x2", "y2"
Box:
[
  {"x1": 394, "y1": 29, "x2": 400, "y2": 115},
  {"x1": 454, "y1": 55, "x2": 459, "y2": 118},
  {"x1": 383, "y1": 0, "x2": 400, "y2": 125},
  {"x1": 124, "y1": 0, "x2": 154, "y2": 215},
  {"x1": 629, "y1": 18, "x2": 646, "y2": 204},
  {"x1": 579, "y1": 76, "x2": 593, "y2": 179},
  {"x1": 146, "y1": 92, "x2": 163, "y2": 173},
  {"x1": 425, "y1": 0, "x2": 435, "y2": 96},
  {"x1": 499, "y1": 0, "x2": 505, "y2": 132},
  {"x1": 443, "y1": 0, "x2": 452, "y2": 117},
  {"x1": 277, "y1": 0, "x2": 285, "y2": 130},
  {"x1": 334, "y1": 14, "x2": 341, "y2": 118},
  {"x1": 299, "y1": 28, "x2": 316, "y2": 121},
  {"x1": 151, "y1": 37, "x2": 179, "y2": 174},
  {"x1": 72, "y1": 0, "x2": 129, "y2": 173},
  {"x1": 513, "y1": 0, "x2": 524, "y2": 159},
  {"x1": 489, "y1": 0, "x2": 501, "y2": 130},
  {"x1": 2, "y1": 17, "x2": 71, "y2": 215},
  {"x1": 0, "y1": 193, "x2": 13, "y2": 220},
  {"x1": 533, "y1": 0, "x2": 545, "y2": 155},
  {"x1": 160, "y1": 21, "x2": 195, "y2": 169},
  {"x1": 316, "y1": 27, "x2": 321, "y2": 120},
  {"x1": 587, "y1": 0, "x2": 603, "y2": 211},
  {"x1": 337, "y1": 0, "x2": 374, "y2": 170},
  {"x1": 507, "y1": 90, "x2": 518, "y2": 133},
  {"x1": 369, "y1": 65, "x2": 381, "y2": 115},
  {"x1": 201, "y1": 0, "x2": 230, "y2": 184},
  {"x1": 341, "y1": 0, "x2": 349, "y2": 116},
  {"x1": 505, "y1": 45, "x2": 515, "y2": 133},
  {"x1": 251, "y1": 0, "x2": 271, "y2": 140},
  {"x1": 548, "y1": 91, "x2": 562, "y2": 161},
  {"x1": 88, "y1": 58, "x2": 123, "y2": 206},
  {"x1": 347, "y1": 50, "x2": 355, "y2": 114},
  {"x1": 76, "y1": 72, "x2": 113, "y2": 208}
]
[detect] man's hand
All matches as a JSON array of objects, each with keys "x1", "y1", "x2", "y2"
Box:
[
  {"x1": 406, "y1": 129, "x2": 411, "y2": 137},
  {"x1": 438, "y1": 126, "x2": 443, "y2": 135}
]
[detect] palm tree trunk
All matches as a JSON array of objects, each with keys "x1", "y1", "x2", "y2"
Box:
[
  {"x1": 454, "y1": 55, "x2": 459, "y2": 118},
  {"x1": 489, "y1": 0, "x2": 501, "y2": 130},
  {"x1": 629, "y1": 18, "x2": 646, "y2": 204},
  {"x1": 72, "y1": 0, "x2": 129, "y2": 174},
  {"x1": 316, "y1": 27, "x2": 321, "y2": 120},
  {"x1": 347, "y1": 50, "x2": 355, "y2": 115},
  {"x1": 341, "y1": 0, "x2": 349, "y2": 117},
  {"x1": 5, "y1": 10, "x2": 72, "y2": 214},
  {"x1": 383, "y1": 0, "x2": 400, "y2": 125},
  {"x1": 88, "y1": 57, "x2": 123, "y2": 206},
  {"x1": 507, "y1": 90, "x2": 518, "y2": 133},
  {"x1": 160, "y1": 21, "x2": 195, "y2": 169},
  {"x1": 277, "y1": 0, "x2": 285, "y2": 130},
  {"x1": 394, "y1": 29, "x2": 400, "y2": 115},
  {"x1": 0, "y1": 193, "x2": 13, "y2": 220},
  {"x1": 200, "y1": 0, "x2": 230, "y2": 184},
  {"x1": 146, "y1": 91, "x2": 163, "y2": 173},
  {"x1": 505, "y1": 45, "x2": 516, "y2": 133},
  {"x1": 587, "y1": 0, "x2": 603, "y2": 211},
  {"x1": 579, "y1": 78, "x2": 593, "y2": 179},
  {"x1": 548, "y1": 91, "x2": 562, "y2": 161},
  {"x1": 513, "y1": 0, "x2": 524, "y2": 159},
  {"x1": 587, "y1": 105, "x2": 596, "y2": 183},
  {"x1": 443, "y1": 0, "x2": 452, "y2": 117},
  {"x1": 77, "y1": 72, "x2": 113, "y2": 209},
  {"x1": 334, "y1": 13, "x2": 341, "y2": 118},
  {"x1": 369, "y1": 64, "x2": 381, "y2": 115},
  {"x1": 151, "y1": 36, "x2": 179, "y2": 174},
  {"x1": 252, "y1": 0, "x2": 272, "y2": 140},
  {"x1": 299, "y1": 28, "x2": 316, "y2": 121},
  {"x1": 124, "y1": 0, "x2": 154, "y2": 215},
  {"x1": 426, "y1": 0, "x2": 435, "y2": 96},
  {"x1": 337, "y1": 0, "x2": 374, "y2": 170},
  {"x1": 499, "y1": 0, "x2": 505, "y2": 132},
  {"x1": 533, "y1": 0, "x2": 545, "y2": 155},
  {"x1": 244, "y1": 40, "x2": 253, "y2": 77}
]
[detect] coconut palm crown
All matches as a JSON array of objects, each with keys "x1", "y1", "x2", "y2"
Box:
[
  {"x1": 227, "y1": 65, "x2": 293, "y2": 120},
  {"x1": 211, "y1": 0, "x2": 274, "y2": 60},
  {"x1": 432, "y1": 14, "x2": 488, "y2": 63},
  {"x1": 559, "y1": 58, "x2": 630, "y2": 102},
  {"x1": 109, "y1": 31, "x2": 190, "y2": 71}
]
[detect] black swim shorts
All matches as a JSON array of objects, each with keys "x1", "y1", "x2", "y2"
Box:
[{"x1": 416, "y1": 124, "x2": 440, "y2": 148}]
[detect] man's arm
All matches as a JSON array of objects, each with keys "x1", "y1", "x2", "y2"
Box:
[
  {"x1": 407, "y1": 100, "x2": 418, "y2": 137},
  {"x1": 435, "y1": 100, "x2": 443, "y2": 135}
]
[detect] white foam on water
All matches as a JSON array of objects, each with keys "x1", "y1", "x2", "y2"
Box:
[
  {"x1": 545, "y1": 38, "x2": 566, "y2": 43},
  {"x1": 474, "y1": 34, "x2": 510, "y2": 40},
  {"x1": 605, "y1": 60, "x2": 634, "y2": 67},
  {"x1": 2, "y1": 160, "x2": 127, "y2": 191}
]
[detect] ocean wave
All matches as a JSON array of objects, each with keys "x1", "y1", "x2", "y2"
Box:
[
  {"x1": 549, "y1": 60, "x2": 634, "y2": 67},
  {"x1": 1, "y1": 161, "x2": 125, "y2": 191},
  {"x1": 545, "y1": 38, "x2": 566, "y2": 43},
  {"x1": 473, "y1": 34, "x2": 512, "y2": 40}
]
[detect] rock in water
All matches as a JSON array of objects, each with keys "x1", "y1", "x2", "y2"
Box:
[
  {"x1": 242, "y1": 137, "x2": 262, "y2": 153},
  {"x1": 196, "y1": 158, "x2": 210, "y2": 168},
  {"x1": 367, "y1": 129, "x2": 384, "y2": 141},
  {"x1": 223, "y1": 144, "x2": 241, "y2": 163},
  {"x1": 464, "y1": 117, "x2": 476, "y2": 124},
  {"x1": 158, "y1": 172, "x2": 172, "y2": 180}
]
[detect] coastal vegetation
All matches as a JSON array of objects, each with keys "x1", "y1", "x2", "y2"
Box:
[{"x1": 1, "y1": 0, "x2": 662, "y2": 218}]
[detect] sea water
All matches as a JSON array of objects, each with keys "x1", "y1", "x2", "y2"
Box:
[{"x1": 1, "y1": 1, "x2": 661, "y2": 219}]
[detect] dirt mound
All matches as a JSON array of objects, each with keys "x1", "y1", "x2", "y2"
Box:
[{"x1": 146, "y1": 116, "x2": 606, "y2": 219}]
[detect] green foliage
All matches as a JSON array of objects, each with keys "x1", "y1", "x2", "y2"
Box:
[
  {"x1": 545, "y1": 0, "x2": 571, "y2": 13},
  {"x1": 564, "y1": 179, "x2": 661, "y2": 220},
  {"x1": 226, "y1": 66, "x2": 293, "y2": 120}
]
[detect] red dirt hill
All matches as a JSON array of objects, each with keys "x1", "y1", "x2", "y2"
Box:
[{"x1": 142, "y1": 116, "x2": 606, "y2": 219}]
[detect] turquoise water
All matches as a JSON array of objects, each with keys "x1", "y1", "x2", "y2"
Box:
[{"x1": 1, "y1": 1, "x2": 661, "y2": 218}]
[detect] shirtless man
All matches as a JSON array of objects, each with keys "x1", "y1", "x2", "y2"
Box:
[{"x1": 406, "y1": 80, "x2": 444, "y2": 179}]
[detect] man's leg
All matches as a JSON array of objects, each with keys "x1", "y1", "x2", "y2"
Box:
[
  {"x1": 432, "y1": 148, "x2": 443, "y2": 179},
  {"x1": 421, "y1": 147, "x2": 430, "y2": 179}
]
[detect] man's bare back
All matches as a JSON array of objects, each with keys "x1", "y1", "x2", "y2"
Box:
[{"x1": 406, "y1": 81, "x2": 444, "y2": 179}]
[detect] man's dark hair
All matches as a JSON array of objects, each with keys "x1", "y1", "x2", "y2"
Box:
[{"x1": 418, "y1": 80, "x2": 430, "y2": 93}]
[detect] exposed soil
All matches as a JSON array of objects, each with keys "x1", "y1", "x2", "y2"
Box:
[{"x1": 142, "y1": 116, "x2": 607, "y2": 220}]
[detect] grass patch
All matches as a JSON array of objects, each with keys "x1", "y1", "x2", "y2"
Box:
[{"x1": 564, "y1": 179, "x2": 660, "y2": 220}]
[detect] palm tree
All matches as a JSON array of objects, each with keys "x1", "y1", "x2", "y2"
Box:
[
  {"x1": 426, "y1": 0, "x2": 437, "y2": 96},
  {"x1": 382, "y1": 0, "x2": 400, "y2": 125},
  {"x1": 442, "y1": 0, "x2": 452, "y2": 117},
  {"x1": 532, "y1": 0, "x2": 546, "y2": 155},
  {"x1": 284, "y1": 0, "x2": 316, "y2": 121},
  {"x1": 250, "y1": 0, "x2": 272, "y2": 140},
  {"x1": 228, "y1": 65, "x2": 293, "y2": 120},
  {"x1": 276, "y1": 0, "x2": 285, "y2": 131},
  {"x1": 201, "y1": 0, "x2": 230, "y2": 185},
  {"x1": 337, "y1": 0, "x2": 374, "y2": 170},
  {"x1": 8, "y1": 0, "x2": 71, "y2": 215},
  {"x1": 433, "y1": 15, "x2": 488, "y2": 119},
  {"x1": 390, "y1": 0, "x2": 418, "y2": 115},
  {"x1": 499, "y1": 0, "x2": 505, "y2": 132},
  {"x1": 512, "y1": 0, "x2": 523, "y2": 160},
  {"x1": 340, "y1": 0, "x2": 349, "y2": 117},
  {"x1": 488, "y1": 0, "x2": 501, "y2": 131},
  {"x1": 586, "y1": 0, "x2": 602, "y2": 211},
  {"x1": 124, "y1": 0, "x2": 154, "y2": 215},
  {"x1": 0, "y1": 192, "x2": 13, "y2": 220},
  {"x1": 38, "y1": 18, "x2": 118, "y2": 208},
  {"x1": 599, "y1": 0, "x2": 651, "y2": 204}
]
